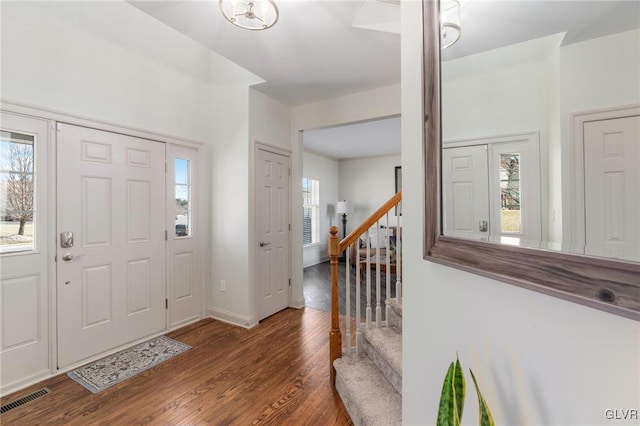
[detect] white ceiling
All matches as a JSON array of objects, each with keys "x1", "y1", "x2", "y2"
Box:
[{"x1": 129, "y1": 0, "x2": 639, "y2": 159}]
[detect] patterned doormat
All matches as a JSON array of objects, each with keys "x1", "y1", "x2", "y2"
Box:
[{"x1": 67, "y1": 336, "x2": 191, "y2": 394}]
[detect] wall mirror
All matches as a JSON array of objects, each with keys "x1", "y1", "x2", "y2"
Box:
[{"x1": 423, "y1": 0, "x2": 639, "y2": 320}]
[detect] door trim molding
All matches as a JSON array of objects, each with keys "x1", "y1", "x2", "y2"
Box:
[
  {"x1": 1, "y1": 99, "x2": 204, "y2": 148},
  {"x1": 567, "y1": 104, "x2": 640, "y2": 254}
]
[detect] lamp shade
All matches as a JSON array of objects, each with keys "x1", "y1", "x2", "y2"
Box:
[{"x1": 335, "y1": 201, "x2": 352, "y2": 215}]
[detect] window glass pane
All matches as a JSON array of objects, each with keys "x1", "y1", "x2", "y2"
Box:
[
  {"x1": 0, "y1": 131, "x2": 36, "y2": 253},
  {"x1": 302, "y1": 178, "x2": 320, "y2": 245},
  {"x1": 175, "y1": 158, "x2": 191, "y2": 237},
  {"x1": 175, "y1": 158, "x2": 189, "y2": 185},
  {"x1": 500, "y1": 153, "x2": 521, "y2": 233}
]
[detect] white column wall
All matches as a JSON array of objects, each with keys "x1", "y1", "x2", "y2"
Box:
[
  {"x1": 302, "y1": 152, "x2": 339, "y2": 268},
  {"x1": 401, "y1": 1, "x2": 639, "y2": 425}
]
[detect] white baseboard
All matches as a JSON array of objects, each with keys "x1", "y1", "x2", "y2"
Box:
[
  {"x1": 303, "y1": 256, "x2": 329, "y2": 268},
  {"x1": 290, "y1": 297, "x2": 306, "y2": 309},
  {"x1": 207, "y1": 308, "x2": 256, "y2": 329}
]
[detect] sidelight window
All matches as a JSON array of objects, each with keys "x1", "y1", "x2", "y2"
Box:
[
  {"x1": 0, "y1": 131, "x2": 35, "y2": 253},
  {"x1": 499, "y1": 153, "x2": 521, "y2": 233},
  {"x1": 175, "y1": 157, "x2": 192, "y2": 237}
]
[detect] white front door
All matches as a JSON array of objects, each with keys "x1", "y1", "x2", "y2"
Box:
[
  {"x1": 56, "y1": 124, "x2": 166, "y2": 368},
  {"x1": 443, "y1": 145, "x2": 490, "y2": 241},
  {"x1": 255, "y1": 146, "x2": 290, "y2": 321},
  {"x1": 166, "y1": 144, "x2": 202, "y2": 329},
  {"x1": 0, "y1": 112, "x2": 50, "y2": 393},
  {"x1": 584, "y1": 115, "x2": 640, "y2": 261}
]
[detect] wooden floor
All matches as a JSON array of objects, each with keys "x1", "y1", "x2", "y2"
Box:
[{"x1": 1, "y1": 308, "x2": 353, "y2": 425}]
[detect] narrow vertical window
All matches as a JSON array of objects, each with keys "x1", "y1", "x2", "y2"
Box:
[
  {"x1": 175, "y1": 158, "x2": 191, "y2": 237},
  {"x1": 500, "y1": 153, "x2": 521, "y2": 233},
  {"x1": 302, "y1": 178, "x2": 320, "y2": 245},
  {"x1": 0, "y1": 131, "x2": 35, "y2": 253}
]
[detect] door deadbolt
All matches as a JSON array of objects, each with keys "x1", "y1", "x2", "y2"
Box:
[{"x1": 60, "y1": 231, "x2": 74, "y2": 248}]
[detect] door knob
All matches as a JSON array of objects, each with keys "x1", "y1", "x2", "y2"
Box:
[
  {"x1": 259, "y1": 242, "x2": 271, "y2": 247},
  {"x1": 62, "y1": 253, "x2": 74, "y2": 261}
]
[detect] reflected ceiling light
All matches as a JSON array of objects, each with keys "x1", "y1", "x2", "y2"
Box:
[
  {"x1": 441, "y1": 0, "x2": 461, "y2": 49},
  {"x1": 219, "y1": 0, "x2": 279, "y2": 31}
]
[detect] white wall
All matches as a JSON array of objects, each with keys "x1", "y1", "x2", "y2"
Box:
[
  {"x1": 402, "y1": 2, "x2": 639, "y2": 425},
  {"x1": 246, "y1": 89, "x2": 294, "y2": 313},
  {"x1": 559, "y1": 28, "x2": 640, "y2": 248},
  {"x1": 290, "y1": 84, "x2": 401, "y2": 307},
  {"x1": 442, "y1": 33, "x2": 561, "y2": 246},
  {"x1": 1, "y1": 1, "x2": 264, "y2": 328},
  {"x1": 339, "y1": 155, "x2": 401, "y2": 234},
  {"x1": 302, "y1": 152, "x2": 339, "y2": 267}
]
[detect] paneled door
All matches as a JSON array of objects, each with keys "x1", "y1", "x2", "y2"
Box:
[
  {"x1": 0, "y1": 112, "x2": 50, "y2": 393},
  {"x1": 56, "y1": 124, "x2": 166, "y2": 368},
  {"x1": 443, "y1": 145, "x2": 490, "y2": 241},
  {"x1": 166, "y1": 144, "x2": 202, "y2": 329},
  {"x1": 584, "y1": 115, "x2": 639, "y2": 261},
  {"x1": 255, "y1": 146, "x2": 290, "y2": 322}
]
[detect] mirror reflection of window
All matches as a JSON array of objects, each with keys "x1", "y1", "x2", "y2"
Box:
[
  {"x1": 500, "y1": 153, "x2": 521, "y2": 234},
  {"x1": 175, "y1": 157, "x2": 191, "y2": 238},
  {"x1": 0, "y1": 131, "x2": 36, "y2": 253}
]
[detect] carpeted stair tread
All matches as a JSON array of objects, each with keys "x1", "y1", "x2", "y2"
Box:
[
  {"x1": 334, "y1": 355, "x2": 401, "y2": 426},
  {"x1": 363, "y1": 327, "x2": 402, "y2": 394}
]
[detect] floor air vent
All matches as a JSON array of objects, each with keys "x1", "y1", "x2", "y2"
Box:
[{"x1": 1, "y1": 387, "x2": 51, "y2": 414}]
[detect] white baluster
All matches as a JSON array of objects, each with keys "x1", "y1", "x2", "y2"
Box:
[
  {"x1": 375, "y1": 221, "x2": 382, "y2": 327},
  {"x1": 396, "y1": 211, "x2": 402, "y2": 302},
  {"x1": 356, "y1": 241, "x2": 362, "y2": 355},
  {"x1": 385, "y1": 212, "x2": 391, "y2": 325}
]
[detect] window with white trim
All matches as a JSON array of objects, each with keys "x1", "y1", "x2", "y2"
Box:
[{"x1": 302, "y1": 178, "x2": 320, "y2": 245}]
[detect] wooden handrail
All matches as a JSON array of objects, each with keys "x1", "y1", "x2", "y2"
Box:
[
  {"x1": 327, "y1": 190, "x2": 402, "y2": 385},
  {"x1": 338, "y1": 191, "x2": 402, "y2": 253}
]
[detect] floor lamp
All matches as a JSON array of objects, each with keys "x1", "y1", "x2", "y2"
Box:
[{"x1": 335, "y1": 201, "x2": 352, "y2": 261}]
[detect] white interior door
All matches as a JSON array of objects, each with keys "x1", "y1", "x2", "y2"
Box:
[
  {"x1": 167, "y1": 144, "x2": 202, "y2": 329},
  {"x1": 584, "y1": 115, "x2": 639, "y2": 261},
  {"x1": 56, "y1": 123, "x2": 166, "y2": 368},
  {"x1": 255, "y1": 146, "x2": 290, "y2": 322},
  {"x1": 0, "y1": 112, "x2": 50, "y2": 392},
  {"x1": 443, "y1": 145, "x2": 490, "y2": 241}
]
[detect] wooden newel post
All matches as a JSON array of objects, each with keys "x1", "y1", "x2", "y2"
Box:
[{"x1": 328, "y1": 225, "x2": 342, "y2": 386}]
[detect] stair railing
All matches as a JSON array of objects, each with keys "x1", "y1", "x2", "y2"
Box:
[{"x1": 328, "y1": 191, "x2": 402, "y2": 385}]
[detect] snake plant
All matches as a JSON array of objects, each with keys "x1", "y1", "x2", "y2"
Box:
[{"x1": 436, "y1": 355, "x2": 495, "y2": 426}]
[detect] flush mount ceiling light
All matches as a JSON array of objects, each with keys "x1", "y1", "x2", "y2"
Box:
[
  {"x1": 441, "y1": 0, "x2": 461, "y2": 49},
  {"x1": 219, "y1": 0, "x2": 279, "y2": 30}
]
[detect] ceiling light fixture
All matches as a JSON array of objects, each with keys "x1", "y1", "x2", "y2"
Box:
[
  {"x1": 441, "y1": 0, "x2": 461, "y2": 49},
  {"x1": 219, "y1": 0, "x2": 279, "y2": 31}
]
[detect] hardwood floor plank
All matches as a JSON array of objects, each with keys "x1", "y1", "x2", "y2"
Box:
[{"x1": 0, "y1": 308, "x2": 352, "y2": 425}]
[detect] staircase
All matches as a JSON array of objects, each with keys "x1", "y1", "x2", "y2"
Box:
[
  {"x1": 334, "y1": 300, "x2": 402, "y2": 425},
  {"x1": 327, "y1": 192, "x2": 403, "y2": 425}
]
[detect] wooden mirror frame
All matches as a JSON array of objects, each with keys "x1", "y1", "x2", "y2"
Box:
[{"x1": 422, "y1": 0, "x2": 639, "y2": 321}]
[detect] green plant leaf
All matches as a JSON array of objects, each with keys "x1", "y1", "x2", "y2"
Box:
[
  {"x1": 436, "y1": 358, "x2": 466, "y2": 426},
  {"x1": 436, "y1": 362, "x2": 456, "y2": 426},
  {"x1": 469, "y1": 368, "x2": 495, "y2": 426},
  {"x1": 454, "y1": 356, "x2": 465, "y2": 422}
]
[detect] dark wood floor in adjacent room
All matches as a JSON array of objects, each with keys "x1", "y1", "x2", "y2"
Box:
[{"x1": 0, "y1": 308, "x2": 353, "y2": 425}]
